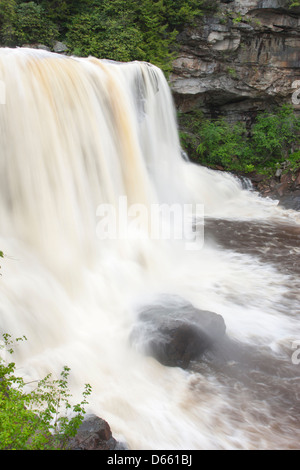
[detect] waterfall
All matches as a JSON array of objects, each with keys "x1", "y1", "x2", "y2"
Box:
[{"x1": 0, "y1": 48, "x2": 299, "y2": 450}]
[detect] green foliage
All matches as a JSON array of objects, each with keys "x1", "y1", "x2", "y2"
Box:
[
  {"x1": 288, "y1": 1, "x2": 300, "y2": 7},
  {"x1": 179, "y1": 105, "x2": 300, "y2": 174},
  {"x1": 66, "y1": 7, "x2": 146, "y2": 63},
  {"x1": 40, "y1": 0, "x2": 97, "y2": 34},
  {"x1": 14, "y1": 2, "x2": 58, "y2": 46},
  {"x1": 232, "y1": 14, "x2": 243, "y2": 24},
  {"x1": 0, "y1": 0, "x2": 215, "y2": 73},
  {"x1": 196, "y1": 119, "x2": 255, "y2": 172},
  {"x1": 66, "y1": 0, "x2": 200, "y2": 72},
  {"x1": 251, "y1": 105, "x2": 300, "y2": 164},
  {"x1": 161, "y1": 0, "x2": 210, "y2": 28},
  {"x1": 285, "y1": 150, "x2": 300, "y2": 172},
  {"x1": 227, "y1": 67, "x2": 237, "y2": 79},
  {"x1": 0, "y1": 334, "x2": 91, "y2": 450},
  {"x1": 0, "y1": 0, "x2": 17, "y2": 46}
]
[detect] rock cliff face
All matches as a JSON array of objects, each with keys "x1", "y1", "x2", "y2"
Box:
[{"x1": 170, "y1": 0, "x2": 300, "y2": 123}]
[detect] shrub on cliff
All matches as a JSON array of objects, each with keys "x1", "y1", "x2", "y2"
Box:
[
  {"x1": 196, "y1": 119, "x2": 255, "y2": 172},
  {"x1": 251, "y1": 105, "x2": 300, "y2": 165},
  {"x1": 179, "y1": 105, "x2": 300, "y2": 174}
]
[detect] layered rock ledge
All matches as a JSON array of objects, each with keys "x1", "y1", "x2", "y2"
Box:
[{"x1": 170, "y1": 0, "x2": 300, "y2": 122}]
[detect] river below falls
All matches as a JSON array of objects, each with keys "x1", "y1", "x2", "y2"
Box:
[
  {"x1": 185, "y1": 217, "x2": 300, "y2": 450},
  {"x1": 3, "y1": 213, "x2": 299, "y2": 451}
]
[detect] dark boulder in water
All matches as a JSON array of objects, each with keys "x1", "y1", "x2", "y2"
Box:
[
  {"x1": 130, "y1": 295, "x2": 226, "y2": 368},
  {"x1": 278, "y1": 192, "x2": 300, "y2": 211},
  {"x1": 67, "y1": 414, "x2": 128, "y2": 450}
]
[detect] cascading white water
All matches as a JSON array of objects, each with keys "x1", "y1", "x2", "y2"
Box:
[{"x1": 0, "y1": 48, "x2": 299, "y2": 450}]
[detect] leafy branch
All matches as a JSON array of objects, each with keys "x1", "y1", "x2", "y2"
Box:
[{"x1": 0, "y1": 334, "x2": 92, "y2": 450}]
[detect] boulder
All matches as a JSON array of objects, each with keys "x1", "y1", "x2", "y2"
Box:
[
  {"x1": 67, "y1": 415, "x2": 119, "y2": 450},
  {"x1": 21, "y1": 44, "x2": 50, "y2": 51},
  {"x1": 130, "y1": 295, "x2": 226, "y2": 368},
  {"x1": 53, "y1": 41, "x2": 68, "y2": 54},
  {"x1": 278, "y1": 191, "x2": 300, "y2": 211}
]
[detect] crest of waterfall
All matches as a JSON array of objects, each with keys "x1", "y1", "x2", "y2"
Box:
[{"x1": 0, "y1": 48, "x2": 292, "y2": 275}]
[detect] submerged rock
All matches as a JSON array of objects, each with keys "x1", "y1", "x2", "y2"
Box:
[
  {"x1": 278, "y1": 191, "x2": 300, "y2": 211},
  {"x1": 130, "y1": 295, "x2": 226, "y2": 368}
]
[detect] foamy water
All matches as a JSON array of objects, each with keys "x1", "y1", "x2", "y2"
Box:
[{"x1": 0, "y1": 48, "x2": 299, "y2": 450}]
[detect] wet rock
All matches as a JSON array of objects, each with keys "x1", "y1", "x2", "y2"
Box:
[
  {"x1": 67, "y1": 415, "x2": 119, "y2": 450},
  {"x1": 21, "y1": 44, "x2": 50, "y2": 51},
  {"x1": 37, "y1": 45, "x2": 51, "y2": 51},
  {"x1": 245, "y1": 167, "x2": 300, "y2": 210},
  {"x1": 130, "y1": 295, "x2": 226, "y2": 368},
  {"x1": 281, "y1": 173, "x2": 294, "y2": 185},
  {"x1": 278, "y1": 190, "x2": 300, "y2": 211},
  {"x1": 53, "y1": 41, "x2": 68, "y2": 53}
]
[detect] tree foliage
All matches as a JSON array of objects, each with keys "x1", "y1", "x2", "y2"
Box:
[
  {"x1": 179, "y1": 105, "x2": 300, "y2": 174},
  {"x1": 66, "y1": 7, "x2": 146, "y2": 63},
  {"x1": 0, "y1": 0, "x2": 215, "y2": 72},
  {"x1": 195, "y1": 119, "x2": 255, "y2": 171},
  {"x1": 0, "y1": 334, "x2": 91, "y2": 450},
  {"x1": 288, "y1": 1, "x2": 300, "y2": 7},
  {"x1": 65, "y1": 0, "x2": 196, "y2": 72},
  {"x1": 251, "y1": 105, "x2": 300, "y2": 163},
  {"x1": 14, "y1": 2, "x2": 58, "y2": 46},
  {"x1": 0, "y1": 0, "x2": 17, "y2": 46}
]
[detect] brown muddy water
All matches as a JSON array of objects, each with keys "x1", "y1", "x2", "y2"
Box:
[{"x1": 187, "y1": 218, "x2": 300, "y2": 450}]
